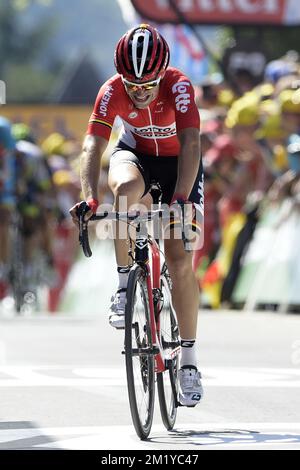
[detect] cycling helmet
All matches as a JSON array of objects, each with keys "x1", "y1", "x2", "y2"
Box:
[
  {"x1": 12, "y1": 123, "x2": 35, "y2": 143},
  {"x1": 264, "y1": 59, "x2": 298, "y2": 84},
  {"x1": 114, "y1": 24, "x2": 170, "y2": 83},
  {"x1": 279, "y1": 89, "x2": 300, "y2": 114}
]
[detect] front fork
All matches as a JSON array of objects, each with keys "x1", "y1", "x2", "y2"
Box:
[
  {"x1": 136, "y1": 234, "x2": 180, "y2": 405},
  {"x1": 135, "y1": 233, "x2": 165, "y2": 374}
]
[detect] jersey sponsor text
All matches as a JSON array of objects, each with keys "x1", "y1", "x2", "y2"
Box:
[
  {"x1": 129, "y1": 122, "x2": 177, "y2": 139},
  {"x1": 172, "y1": 81, "x2": 191, "y2": 113},
  {"x1": 99, "y1": 86, "x2": 113, "y2": 117}
]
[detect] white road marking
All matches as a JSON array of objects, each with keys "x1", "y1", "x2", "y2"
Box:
[
  {"x1": 0, "y1": 423, "x2": 299, "y2": 450},
  {"x1": 0, "y1": 366, "x2": 299, "y2": 387}
]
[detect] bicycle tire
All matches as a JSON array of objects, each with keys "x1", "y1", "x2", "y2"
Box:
[
  {"x1": 157, "y1": 264, "x2": 180, "y2": 430},
  {"x1": 10, "y1": 215, "x2": 24, "y2": 313},
  {"x1": 125, "y1": 264, "x2": 155, "y2": 440}
]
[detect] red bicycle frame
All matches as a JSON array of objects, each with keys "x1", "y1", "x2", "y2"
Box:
[
  {"x1": 145, "y1": 238, "x2": 167, "y2": 374},
  {"x1": 77, "y1": 206, "x2": 180, "y2": 374}
]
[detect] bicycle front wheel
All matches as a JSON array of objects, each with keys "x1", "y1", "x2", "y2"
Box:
[
  {"x1": 125, "y1": 264, "x2": 155, "y2": 440},
  {"x1": 9, "y1": 215, "x2": 24, "y2": 313},
  {"x1": 157, "y1": 264, "x2": 180, "y2": 430}
]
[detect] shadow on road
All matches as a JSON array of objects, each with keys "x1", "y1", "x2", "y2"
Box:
[
  {"x1": 0, "y1": 421, "x2": 57, "y2": 449},
  {"x1": 148, "y1": 427, "x2": 300, "y2": 447}
]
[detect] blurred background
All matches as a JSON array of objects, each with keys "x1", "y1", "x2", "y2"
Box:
[{"x1": 1, "y1": 0, "x2": 300, "y2": 315}]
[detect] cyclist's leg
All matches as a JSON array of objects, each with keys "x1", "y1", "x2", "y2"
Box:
[
  {"x1": 164, "y1": 157, "x2": 204, "y2": 339},
  {"x1": 164, "y1": 238, "x2": 199, "y2": 339},
  {"x1": 107, "y1": 146, "x2": 151, "y2": 327},
  {"x1": 148, "y1": 155, "x2": 200, "y2": 339},
  {"x1": 154, "y1": 156, "x2": 203, "y2": 405},
  {"x1": 108, "y1": 148, "x2": 149, "y2": 266}
]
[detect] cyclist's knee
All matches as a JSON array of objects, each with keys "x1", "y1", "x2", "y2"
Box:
[
  {"x1": 168, "y1": 258, "x2": 193, "y2": 282},
  {"x1": 112, "y1": 179, "x2": 144, "y2": 207},
  {"x1": 165, "y1": 241, "x2": 193, "y2": 273}
]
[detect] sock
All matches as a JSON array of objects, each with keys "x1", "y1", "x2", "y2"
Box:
[
  {"x1": 180, "y1": 339, "x2": 197, "y2": 368},
  {"x1": 117, "y1": 265, "x2": 130, "y2": 290}
]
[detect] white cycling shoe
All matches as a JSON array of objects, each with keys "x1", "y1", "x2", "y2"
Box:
[
  {"x1": 178, "y1": 365, "x2": 203, "y2": 407},
  {"x1": 109, "y1": 288, "x2": 126, "y2": 329}
]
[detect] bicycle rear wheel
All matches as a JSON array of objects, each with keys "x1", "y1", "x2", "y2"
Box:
[
  {"x1": 125, "y1": 264, "x2": 155, "y2": 440},
  {"x1": 157, "y1": 264, "x2": 180, "y2": 430}
]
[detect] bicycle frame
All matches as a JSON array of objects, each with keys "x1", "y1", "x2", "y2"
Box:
[
  {"x1": 137, "y1": 230, "x2": 181, "y2": 408},
  {"x1": 132, "y1": 216, "x2": 179, "y2": 375},
  {"x1": 146, "y1": 237, "x2": 166, "y2": 374},
  {"x1": 77, "y1": 206, "x2": 181, "y2": 375}
]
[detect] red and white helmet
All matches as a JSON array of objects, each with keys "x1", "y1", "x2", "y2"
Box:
[{"x1": 114, "y1": 24, "x2": 170, "y2": 83}]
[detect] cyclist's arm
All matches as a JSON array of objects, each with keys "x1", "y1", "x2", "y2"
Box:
[
  {"x1": 80, "y1": 134, "x2": 108, "y2": 201},
  {"x1": 174, "y1": 127, "x2": 201, "y2": 199}
]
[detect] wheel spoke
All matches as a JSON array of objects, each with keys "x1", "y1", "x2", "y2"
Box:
[
  {"x1": 125, "y1": 265, "x2": 155, "y2": 440},
  {"x1": 157, "y1": 267, "x2": 179, "y2": 430}
]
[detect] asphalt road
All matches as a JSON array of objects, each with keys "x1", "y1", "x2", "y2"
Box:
[{"x1": 0, "y1": 308, "x2": 299, "y2": 450}]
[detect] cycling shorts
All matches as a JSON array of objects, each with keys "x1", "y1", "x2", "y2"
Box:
[
  {"x1": 111, "y1": 141, "x2": 204, "y2": 206},
  {"x1": 110, "y1": 141, "x2": 204, "y2": 247}
]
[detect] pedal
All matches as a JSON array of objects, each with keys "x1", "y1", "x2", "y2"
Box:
[{"x1": 122, "y1": 346, "x2": 160, "y2": 356}]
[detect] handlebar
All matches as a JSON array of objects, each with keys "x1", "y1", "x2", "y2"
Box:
[
  {"x1": 76, "y1": 202, "x2": 93, "y2": 257},
  {"x1": 76, "y1": 201, "x2": 193, "y2": 258}
]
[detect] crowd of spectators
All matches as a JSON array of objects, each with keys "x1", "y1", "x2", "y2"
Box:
[
  {"x1": 193, "y1": 52, "x2": 300, "y2": 309},
  {"x1": 0, "y1": 120, "x2": 81, "y2": 312}
]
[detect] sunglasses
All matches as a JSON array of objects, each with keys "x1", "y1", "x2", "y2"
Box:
[{"x1": 122, "y1": 77, "x2": 161, "y2": 92}]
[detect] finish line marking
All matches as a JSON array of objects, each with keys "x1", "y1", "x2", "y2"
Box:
[
  {"x1": 0, "y1": 366, "x2": 299, "y2": 387},
  {"x1": 0, "y1": 423, "x2": 299, "y2": 450}
]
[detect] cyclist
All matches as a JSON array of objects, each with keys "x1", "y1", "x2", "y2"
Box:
[
  {"x1": 13, "y1": 126, "x2": 56, "y2": 284},
  {"x1": 0, "y1": 117, "x2": 17, "y2": 296},
  {"x1": 70, "y1": 24, "x2": 203, "y2": 407}
]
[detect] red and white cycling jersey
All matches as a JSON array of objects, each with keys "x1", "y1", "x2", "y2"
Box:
[{"x1": 87, "y1": 67, "x2": 200, "y2": 157}]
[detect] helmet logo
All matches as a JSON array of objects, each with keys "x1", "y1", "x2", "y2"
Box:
[{"x1": 132, "y1": 30, "x2": 151, "y2": 78}]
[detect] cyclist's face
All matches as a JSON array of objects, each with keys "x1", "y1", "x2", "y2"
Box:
[{"x1": 123, "y1": 78, "x2": 161, "y2": 109}]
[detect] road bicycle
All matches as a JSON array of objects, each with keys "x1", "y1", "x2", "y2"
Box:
[
  {"x1": 76, "y1": 193, "x2": 191, "y2": 439},
  {"x1": 8, "y1": 207, "x2": 50, "y2": 313},
  {"x1": 9, "y1": 208, "x2": 24, "y2": 313}
]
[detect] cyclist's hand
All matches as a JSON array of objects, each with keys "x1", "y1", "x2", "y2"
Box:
[
  {"x1": 170, "y1": 193, "x2": 195, "y2": 221},
  {"x1": 170, "y1": 194, "x2": 196, "y2": 252},
  {"x1": 69, "y1": 198, "x2": 98, "y2": 226}
]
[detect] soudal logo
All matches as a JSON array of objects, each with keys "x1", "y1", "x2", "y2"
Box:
[
  {"x1": 99, "y1": 85, "x2": 113, "y2": 117},
  {"x1": 172, "y1": 81, "x2": 191, "y2": 113}
]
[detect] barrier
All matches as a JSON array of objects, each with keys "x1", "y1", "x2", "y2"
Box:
[
  {"x1": 232, "y1": 198, "x2": 300, "y2": 311},
  {"x1": 0, "y1": 104, "x2": 91, "y2": 143}
]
